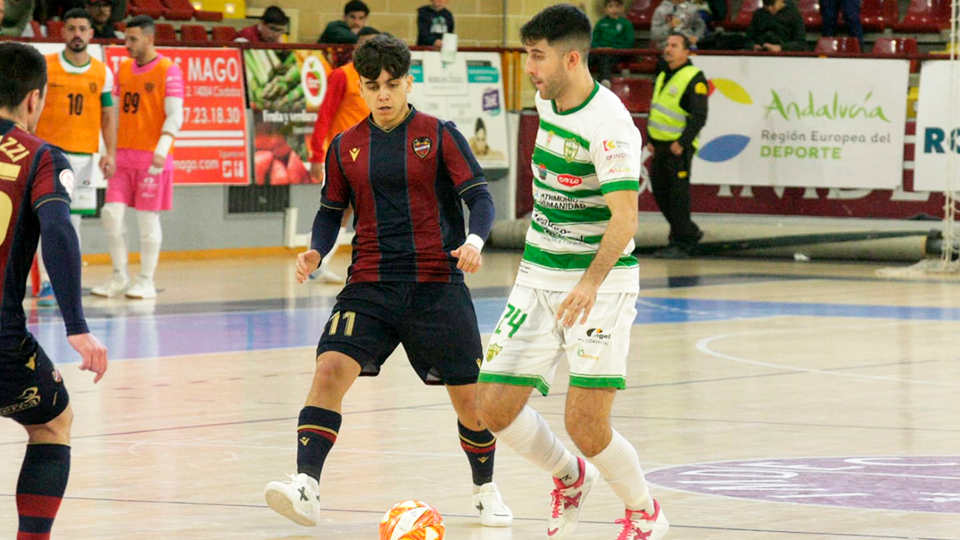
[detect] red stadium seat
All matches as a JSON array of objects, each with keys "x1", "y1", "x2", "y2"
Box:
[
  {"x1": 195, "y1": 10, "x2": 223, "y2": 21},
  {"x1": 154, "y1": 22, "x2": 177, "y2": 42},
  {"x1": 180, "y1": 24, "x2": 208, "y2": 41},
  {"x1": 726, "y1": 0, "x2": 762, "y2": 30},
  {"x1": 798, "y1": 0, "x2": 823, "y2": 29},
  {"x1": 871, "y1": 37, "x2": 918, "y2": 55},
  {"x1": 610, "y1": 77, "x2": 653, "y2": 114},
  {"x1": 160, "y1": 0, "x2": 196, "y2": 20},
  {"x1": 115, "y1": 21, "x2": 126, "y2": 32},
  {"x1": 210, "y1": 25, "x2": 237, "y2": 41},
  {"x1": 29, "y1": 20, "x2": 42, "y2": 37},
  {"x1": 858, "y1": 0, "x2": 899, "y2": 30},
  {"x1": 627, "y1": 0, "x2": 660, "y2": 30},
  {"x1": 46, "y1": 20, "x2": 64, "y2": 38},
  {"x1": 814, "y1": 36, "x2": 861, "y2": 54},
  {"x1": 129, "y1": 0, "x2": 165, "y2": 19},
  {"x1": 892, "y1": 0, "x2": 945, "y2": 32}
]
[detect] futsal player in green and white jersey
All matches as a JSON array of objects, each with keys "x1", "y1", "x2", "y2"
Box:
[{"x1": 476, "y1": 4, "x2": 669, "y2": 540}]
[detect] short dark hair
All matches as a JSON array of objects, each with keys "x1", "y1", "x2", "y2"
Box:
[
  {"x1": 63, "y1": 7, "x2": 95, "y2": 26},
  {"x1": 262, "y1": 5, "x2": 288, "y2": 26},
  {"x1": 520, "y1": 4, "x2": 592, "y2": 58},
  {"x1": 605, "y1": 0, "x2": 624, "y2": 5},
  {"x1": 344, "y1": 0, "x2": 369, "y2": 16},
  {"x1": 127, "y1": 14, "x2": 155, "y2": 33},
  {"x1": 354, "y1": 34, "x2": 410, "y2": 80},
  {"x1": 667, "y1": 31, "x2": 691, "y2": 50},
  {"x1": 0, "y1": 42, "x2": 48, "y2": 111},
  {"x1": 474, "y1": 117, "x2": 486, "y2": 133},
  {"x1": 357, "y1": 26, "x2": 379, "y2": 37}
]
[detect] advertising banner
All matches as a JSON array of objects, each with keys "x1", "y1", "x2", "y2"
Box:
[
  {"x1": 105, "y1": 46, "x2": 250, "y2": 184},
  {"x1": 692, "y1": 56, "x2": 909, "y2": 189},
  {"x1": 409, "y1": 51, "x2": 510, "y2": 170},
  {"x1": 244, "y1": 49, "x2": 331, "y2": 185},
  {"x1": 914, "y1": 61, "x2": 960, "y2": 192}
]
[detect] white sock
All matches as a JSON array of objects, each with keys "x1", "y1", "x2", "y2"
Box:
[
  {"x1": 493, "y1": 406, "x2": 580, "y2": 484},
  {"x1": 137, "y1": 211, "x2": 162, "y2": 280},
  {"x1": 586, "y1": 430, "x2": 652, "y2": 513},
  {"x1": 70, "y1": 214, "x2": 81, "y2": 247},
  {"x1": 101, "y1": 202, "x2": 128, "y2": 278},
  {"x1": 36, "y1": 240, "x2": 49, "y2": 283}
]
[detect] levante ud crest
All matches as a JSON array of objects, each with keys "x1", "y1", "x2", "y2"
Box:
[{"x1": 413, "y1": 137, "x2": 432, "y2": 159}]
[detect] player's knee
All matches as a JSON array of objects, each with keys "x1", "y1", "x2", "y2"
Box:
[
  {"x1": 313, "y1": 353, "x2": 358, "y2": 392},
  {"x1": 137, "y1": 212, "x2": 162, "y2": 244},
  {"x1": 566, "y1": 412, "x2": 610, "y2": 457},
  {"x1": 100, "y1": 203, "x2": 125, "y2": 233},
  {"x1": 25, "y1": 406, "x2": 73, "y2": 445},
  {"x1": 475, "y1": 385, "x2": 518, "y2": 432}
]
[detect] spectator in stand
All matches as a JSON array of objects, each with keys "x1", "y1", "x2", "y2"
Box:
[
  {"x1": 746, "y1": 0, "x2": 806, "y2": 52},
  {"x1": 590, "y1": 0, "x2": 634, "y2": 87},
  {"x1": 0, "y1": 0, "x2": 34, "y2": 36},
  {"x1": 820, "y1": 0, "x2": 862, "y2": 50},
  {"x1": 416, "y1": 0, "x2": 453, "y2": 47},
  {"x1": 236, "y1": 5, "x2": 288, "y2": 43},
  {"x1": 319, "y1": 0, "x2": 368, "y2": 44},
  {"x1": 87, "y1": 0, "x2": 124, "y2": 39},
  {"x1": 651, "y1": 0, "x2": 706, "y2": 48}
]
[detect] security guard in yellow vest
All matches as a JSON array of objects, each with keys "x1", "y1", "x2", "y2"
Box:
[{"x1": 645, "y1": 32, "x2": 708, "y2": 258}]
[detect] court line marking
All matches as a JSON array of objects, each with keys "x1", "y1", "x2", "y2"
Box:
[
  {"x1": 0, "y1": 494, "x2": 951, "y2": 540},
  {"x1": 694, "y1": 320, "x2": 960, "y2": 388}
]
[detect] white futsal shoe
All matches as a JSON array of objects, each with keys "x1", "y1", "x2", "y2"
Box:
[
  {"x1": 264, "y1": 473, "x2": 321, "y2": 527},
  {"x1": 547, "y1": 457, "x2": 600, "y2": 539},
  {"x1": 124, "y1": 276, "x2": 157, "y2": 299},
  {"x1": 613, "y1": 500, "x2": 669, "y2": 540},
  {"x1": 91, "y1": 272, "x2": 129, "y2": 297},
  {"x1": 473, "y1": 482, "x2": 513, "y2": 527}
]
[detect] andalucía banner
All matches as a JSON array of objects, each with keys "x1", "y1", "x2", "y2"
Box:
[{"x1": 691, "y1": 56, "x2": 909, "y2": 189}]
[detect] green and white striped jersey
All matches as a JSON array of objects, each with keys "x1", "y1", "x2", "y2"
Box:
[{"x1": 517, "y1": 82, "x2": 643, "y2": 294}]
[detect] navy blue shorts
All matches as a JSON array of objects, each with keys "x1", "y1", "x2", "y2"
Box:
[
  {"x1": 317, "y1": 282, "x2": 483, "y2": 386},
  {"x1": 0, "y1": 336, "x2": 69, "y2": 425}
]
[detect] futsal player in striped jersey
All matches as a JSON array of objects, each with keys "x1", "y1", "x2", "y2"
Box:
[
  {"x1": 91, "y1": 15, "x2": 184, "y2": 300},
  {"x1": 263, "y1": 34, "x2": 512, "y2": 529}
]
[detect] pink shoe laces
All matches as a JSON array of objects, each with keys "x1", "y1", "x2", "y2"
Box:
[
  {"x1": 614, "y1": 507, "x2": 656, "y2": 540},
  {"x1": 550, "y1": 483, "x2": 583, "y2": 518}
]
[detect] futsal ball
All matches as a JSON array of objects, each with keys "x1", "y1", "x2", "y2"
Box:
[{"x1": 378, "y1": 500, "x2": 445, "y2": 540}]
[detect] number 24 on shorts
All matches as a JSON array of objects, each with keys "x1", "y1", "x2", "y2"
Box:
[{"x1": 494, "y1": 304, "x2": 527, "y2": 338}]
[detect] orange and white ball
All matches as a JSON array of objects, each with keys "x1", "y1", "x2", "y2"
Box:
[{"x1": 378, "y1": 500, "x2": 445, "y2": 540}]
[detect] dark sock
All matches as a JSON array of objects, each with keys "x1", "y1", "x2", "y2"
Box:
[
  {"x1": 297, "y1": 406, "x2": 341, "y2": 482},
  {"x1": 459, "y1": 421, "x2": 496, "y2": 486},
  {"x1": 17, "y1": 444, "x2": 70, "y2": 540}
]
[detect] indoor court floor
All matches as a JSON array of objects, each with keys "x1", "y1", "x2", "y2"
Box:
[{"x1": 2, "y1": 250, "x2": 959, "y2": 540}]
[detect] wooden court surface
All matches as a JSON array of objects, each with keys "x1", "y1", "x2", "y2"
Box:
[{"x1": 1, "y1": 252, "x2": 958, "y2": 539}]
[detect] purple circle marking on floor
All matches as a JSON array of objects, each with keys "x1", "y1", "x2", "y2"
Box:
[{"x1": 646, "y1": 456, "x2": 960, "y2": 513}]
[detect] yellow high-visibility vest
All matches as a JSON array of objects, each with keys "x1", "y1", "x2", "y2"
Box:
[{"x1": 648, "y1": 65, "x2": 701, "y2": 148}]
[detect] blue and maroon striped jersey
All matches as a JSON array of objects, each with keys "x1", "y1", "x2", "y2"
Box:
[
  {"x1": 321, "y1": 107, "x2": 488, "y2": 283},
  {"x1": 0, "y1": 120, "x2": 74, "y2": 338}
]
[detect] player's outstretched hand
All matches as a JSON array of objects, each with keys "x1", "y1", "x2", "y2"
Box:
[
  {"x1": 67, "y1": 333, "x2": 108, "y2": 383},
  {"x1": 296, "y1": 249, "x2": 322, "y2": 283},
  {"x1": 451, "y1": 243, "x2": 482, "y2": 273},
  {"x1": 556, "y1": 280, "x2": 600, "y2": 327}
]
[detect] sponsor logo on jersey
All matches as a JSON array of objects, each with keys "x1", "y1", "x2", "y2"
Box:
[
  {"x1": 563, "y1": 138, "x2": 580, "y2": 163},
  {"x1": 576, "y1": 348, "x2": 600, "y2": 360},
  {"x1": 413, "y1": 137, "x2": 432, "y2": 159},
  {"x1": 89, "y1": 82, "x2": 99, "y2": 95},
  {"x1": 557, "y1": 174, "x2": 582, "y2": 187},
  {"x1": 538, "y1": 163, "x2": 547, "y2": 180},
  {"x1": 58, "y1": 169, "x2": 76, "y2": 195},
  {"x1": 0, "y1": 387, "x2": 40, "y2": 417},
  {"x1": 582, "y1": 328, "x2": 612, "y2": 345},
  {"x1": 603, "y1": 140, "x2": 631, "y2": 152},
  {"x1": 605, "y1": 152, "x2": 629, "y2": 161},
  {"x1": 145, "y1": 82, "x2": 155, "y2": 93},
  {"x1": 349, "y1": 147, "x2": 361, "y2": 161}
]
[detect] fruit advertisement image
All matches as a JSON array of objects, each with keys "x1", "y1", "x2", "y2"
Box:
[{"x1": 245, "y1": 49, "x2": 330, "y2": 185}]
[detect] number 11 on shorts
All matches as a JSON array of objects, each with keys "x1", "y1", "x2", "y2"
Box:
[{"x1": 494, "y1": 304, "x2": 526, "y2": 338}]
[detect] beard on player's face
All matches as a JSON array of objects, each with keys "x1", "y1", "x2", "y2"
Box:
[{"x1": 67, "y1": 39, "x2": 88, "y2": 52}]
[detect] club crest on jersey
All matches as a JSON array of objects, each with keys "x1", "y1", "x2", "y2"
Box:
[
  {"x1": 145, "y1": 82, "x2": 155, "y2": 93},
  {"x1": 89, "y1": 82, "x2": 98, "y2": 95},
  {"x1": 413, "y1": 137, "x2": 432, "y2": 159},
  {"x1": 563, "y1": 138, "x2": 579, "y2": 163}
]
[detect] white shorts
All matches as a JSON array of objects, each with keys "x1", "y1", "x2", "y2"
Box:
[
  {"x1": 65, "y1": 154, "x2": 96, "y2": 214},
  {"x1": 478, "y1": 284, "x2": 638, "y2": 395}
]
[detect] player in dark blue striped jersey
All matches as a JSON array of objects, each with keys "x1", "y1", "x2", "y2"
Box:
[
  {"x1": 263, "y1": 34, "x2": 512, "y2": 530},
  {"x1": 0, "y1": 41, "x2": 107, "y2": 540}
]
